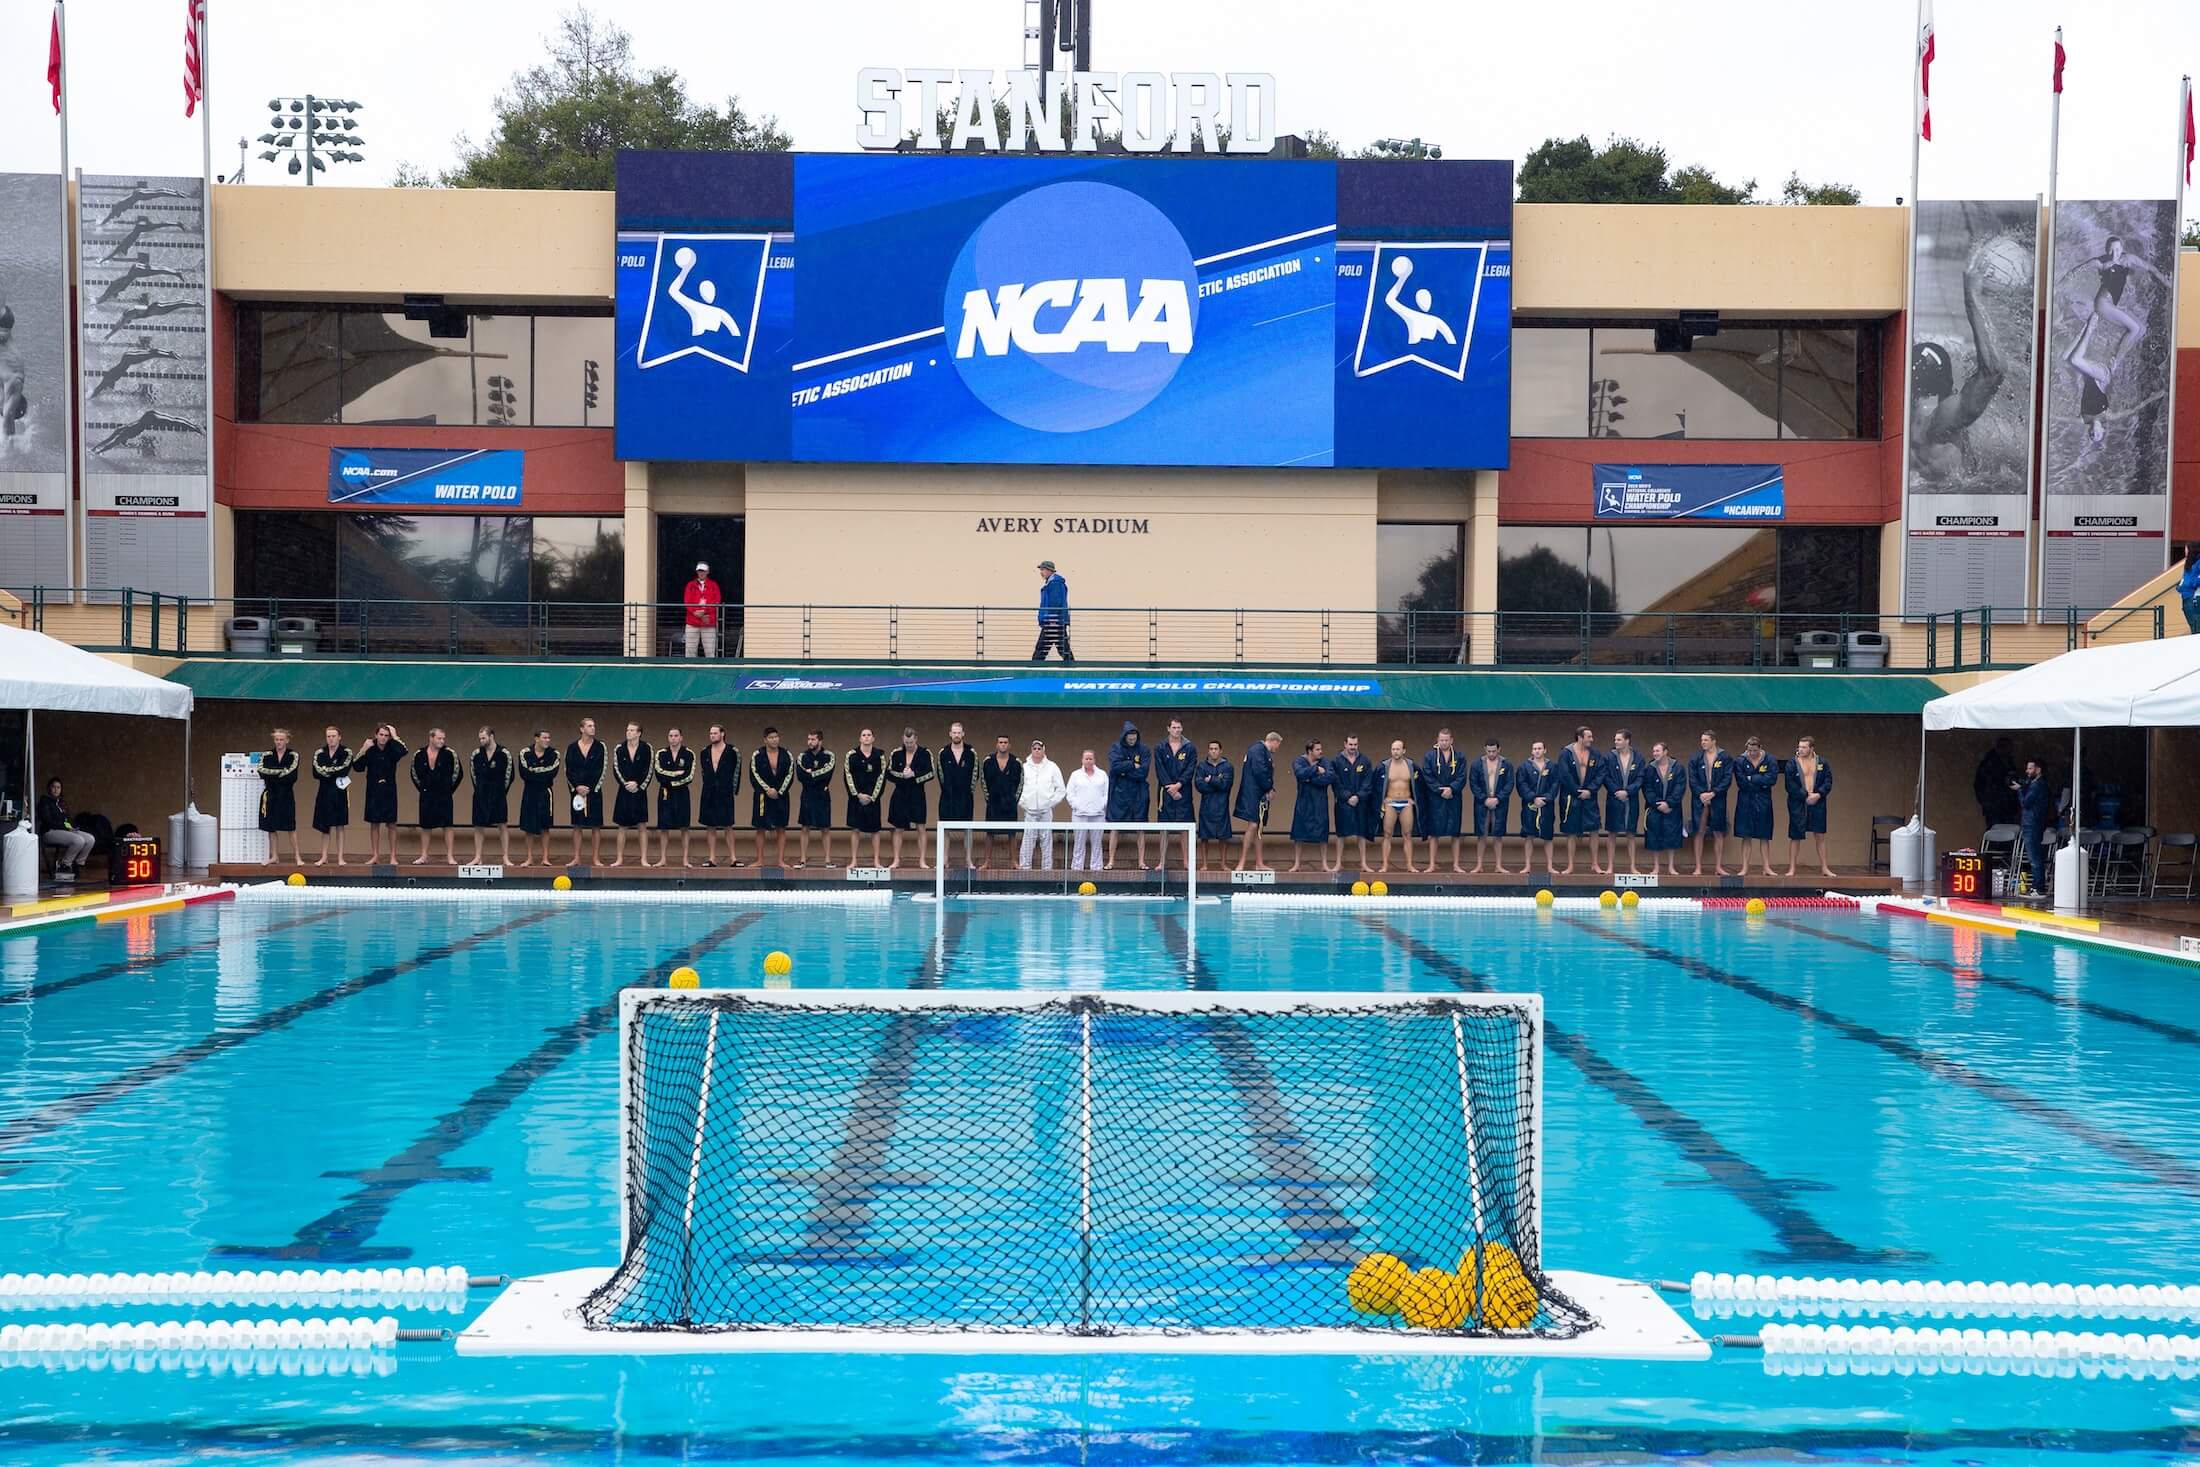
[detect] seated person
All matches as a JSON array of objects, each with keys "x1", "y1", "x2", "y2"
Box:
[{"x1": 35, "y1": 777, "x2": 97, "y2": 881}]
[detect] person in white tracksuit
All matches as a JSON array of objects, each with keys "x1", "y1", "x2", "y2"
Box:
[
  {"x1": 1066, "y1": 749, "x2": 1111, "y2": 872},
  {"x1": 1018, "y1": 740, "x2": 1068, "y2": 870}
]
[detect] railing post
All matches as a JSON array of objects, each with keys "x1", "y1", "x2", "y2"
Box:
[
  {"x1": 975, "y1": 606, "x2": 985, "y2": 662},
  {"x1": 1234, "y1": 609, "x2": 1245, "y2": 665},
  {"x1": 448, "y1": 600, "x2": 460, "y2": 657},
  {"x1": 1671, "y1": 617, "x2": 1683, "y2": 670},
  {"x1": 1577, "y1": 610, "x2": 1590, "y2": 666},
  {"x1": 802, "y1": 604, "x2": 812, "y2": 662},
  {"x1": 1320, "y1": 609, "x2": 1331, "y2": 666},
  {"x1": 149, "y1": 592, "x2": 162, "y2": 653},
  {"x1": 358, "y1": 598, "x2": 371, "y2": 656},
  {"x1": 176, "y1": 595, "x2": 187, "y2": 654},
  {"x1": 2066, "y1": 604, "x2": 2079, "y2": 652},
  {"x1": 1953, "y1": 609, "x2": 1965, "y2": 670},
  {"x1": 889, "y1": 605, "x2": 899, "y2": 662},
  {"x1": 119, "y1": 587, "x2": 133, "y2": 649},
  {"x1": 2155, "y1": 605, "x2": 2165, "y2": 641},
  {"x1": 1981, "y1": 608, "x2": 1992, "y2": 667},
  {"x1": 1148, "y1": 607, "x2": 1158, "y2": 665},
  {"x1": 1926, "y1": 612, "x2": 1937, "y2": 671}
]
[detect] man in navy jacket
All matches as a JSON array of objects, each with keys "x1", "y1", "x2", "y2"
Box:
[
  {"x1": 1032, "y1": 560, "x2": 1073, "y2": 662},
  {"x1": 2017, "y1": 756, "x2": 2056, "y2": 895}
]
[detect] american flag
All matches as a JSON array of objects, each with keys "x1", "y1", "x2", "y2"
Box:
[{"x1": 183, "y1": 0, "x2": 204, "y2": 117}]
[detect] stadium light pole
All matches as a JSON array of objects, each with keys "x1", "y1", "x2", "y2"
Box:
[{"x1": 258, "y1": 96, "x2": 367, "y2": 184}]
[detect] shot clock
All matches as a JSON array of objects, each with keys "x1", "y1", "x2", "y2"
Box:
[
  {"x1": 110, "y1": 833, "x2": 163, "y2": 886},
  {"x1": 1939, "y1": 849, "x2": 1989, "y2": 900}
]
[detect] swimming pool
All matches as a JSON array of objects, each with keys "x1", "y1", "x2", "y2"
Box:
[{"x1": 2, "y1": 892, "x2": 2196, "y2": 1463}]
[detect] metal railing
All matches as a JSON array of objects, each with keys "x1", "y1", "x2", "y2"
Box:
[{"x1": 8, "y1": 587, "x2": 2170, "y2": 671}]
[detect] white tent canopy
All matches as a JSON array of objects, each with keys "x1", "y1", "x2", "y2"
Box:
[
  {"x1": 0, "y1": 624, "x2": 194, "y2": 720},
  {"x1": 1923, "y1": 637, "x2": 2200, "y2": 732}
]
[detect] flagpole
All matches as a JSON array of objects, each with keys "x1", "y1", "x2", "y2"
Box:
[
  {"x1": 1899, "y1": 0, "x2": 1924, "y2": 737},
  {"x1": 198, "y1": 0, "x2": 217, "y2": 617},
  {"x1": 2036, "y1": 27, "x2": 2062, "y2": 620},
  {"x1": 53, "y1": 0, "x2": 78, "y2": 603},
  {"x1": 2167, "y1": 75, "x2": 2191, "y2": 549}
]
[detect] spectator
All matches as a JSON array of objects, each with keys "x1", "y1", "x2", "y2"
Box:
[
  {"x1": 1033, "y1": 560, "x2": 1073, "y2": 662},
  {"x1": 1066, "y1": 749, "x2": 1110, "y2": 871},
  {"x1": 1019, "y1": 739, "x2": 1068, "y2": 870},
  {"x1": 2017, "y1": 756, "x2": 2055, "y2": 895},
  {"x1": 2180, "y1": 544, "x2": 2200, "y2": 636},
  {"x1": 683, "y1": 561, "x2": 722, "y2": 659},
  {"x1": 256, "y1": 727, "x2": 303, "y2": 868},
  {"x1": 1973, "y1": 736, "x2": 2020, "y2": 832},
  {"x1": 35, "y1": 777, "x2": 95, "y2": 881}
]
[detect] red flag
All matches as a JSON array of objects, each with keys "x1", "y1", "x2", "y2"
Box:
[
  {"x1": 1918, "y1": 0, "x2": 1936, "y2": 141},
  {"x1": 183, "y1": 0, "x2": 204, "y2": 117},
  {"x1": 2052, "y1": 35, "x2": 2065, "y2": 95},
  {"x1": 47, "y1": 4, "x2": 61, "y2": 114}
]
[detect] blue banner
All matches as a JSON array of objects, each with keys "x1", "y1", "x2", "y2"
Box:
[
  {"x1": 1592, "y1": 464, "x2": 1784, "y2": 521},
  {"x1": 736, "y1": 672, "x2": 1382, "y2": 698},
  {"x1": 327, "y1": 448, "x2": 526, "y2": 508},
  {"x1": 615, "y1": 152, "x2": 1512, "y2": 470}
]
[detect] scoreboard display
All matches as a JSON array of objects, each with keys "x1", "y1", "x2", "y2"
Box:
[
  {"x1": 110, "y1": 833, "x2": 163, "y2": 887},
  {"x1": 1940, "y1": 849, "x2": 1989, "y2": 900}
]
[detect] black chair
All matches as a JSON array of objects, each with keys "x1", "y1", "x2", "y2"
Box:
[{"x1": 1868, "y1": 815, "x2": 1903, "y2": 874}]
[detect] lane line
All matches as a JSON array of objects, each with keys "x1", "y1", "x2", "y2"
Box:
[
  {"x1": 0, "y1": 910, "x2": 558, "y2": 1154},
  {"x1": 1363, "y1": 917, "x2": 1899, "y2": 1266},
  {"x1": 213, "y1": 912, "x2": 767, "y2": 1263},
  {"x1": 1563, "y1": 916, "x2": 2200, "y2": 1201},
  {"x1": 1, "y1": 909, "x2": 342, "y2": 1008}
]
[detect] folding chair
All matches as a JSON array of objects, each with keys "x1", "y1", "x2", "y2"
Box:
[{"x1": 2150, "y1": 833, "x2": 2198, "y2": 900}]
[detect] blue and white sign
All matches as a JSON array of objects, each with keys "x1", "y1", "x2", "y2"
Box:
[
  {"x1": 327, "y1": 448, "x2": 525, "y2": 507},
  {"x1": 615, "y1": 152, "x2": 1513, "y2": 470},
  {"x1": 1592, "y1": 464, "x2": 1784, "y2": 521}
]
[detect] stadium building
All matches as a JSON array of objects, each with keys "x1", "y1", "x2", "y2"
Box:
[{"x1": 7, "y1": 157, "x2": 2200, "y2": 874}]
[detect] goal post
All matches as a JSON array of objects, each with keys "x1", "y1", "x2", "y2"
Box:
[{"x1": 931, "y1": 820, "x2": 1199, "y2": 905}]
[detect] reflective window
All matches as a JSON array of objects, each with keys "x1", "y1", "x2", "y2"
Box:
[
  {"x1": 1593, "y1": 327, "x2": 1780, "y2": 439},
  {"x1": 339, "y1": 313, "x2": 475, "y2": 427},
  {"x1": 1377, "y1": 523, "x2": 1464, "y2": 663},
  {"x1": 532, "y1": 516, "x2": 625, "y2": 603},
  {"x1": 1510, "y1": 328, "x2": 1589, "y2": 436},
  {"x1": 471, "y1": 315, "x2": 533, "y2": 427},
  {"x1": 535, "y1": 316, "x2": 616, "y2": 427},
  {"x1": 337, "y1": 513, "x2": 532, "y2": 602},
  {"x1": 253, "y1": 310, "x2": 340, "y2": 424},
  {"x1": 1588, "y1": 526, "x2": 1775, "y2": 614},
  {"x1": 1779, "y1": 327, "x2": 1861, "y2": 439},
  {"x1": 1777, "y1": 526, "x2": 1880, "y2": 616},
  {"x1": 1496, "y1": 527, "x2": 1598, "y2": 613}
]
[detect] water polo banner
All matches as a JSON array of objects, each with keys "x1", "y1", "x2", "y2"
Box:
[
  {"x1": 1592, "y1": 464, "x2": 1784, "y2": 521},
  {"x1": 0, "y1": 172, "x2": 72, "y2": 592},
  {"x1": 614, "y1": 151, "x2": 1513, "y2": 469},
  {"x1": 327, "y1": 448, "x2": 527, "y2": 507},
  {"x1": 1900, "y1": 199, "x2": 2039, "y2": 622},
  {"x1": 2037, "y1": 199, "x2": 2179, "y2": 614}
]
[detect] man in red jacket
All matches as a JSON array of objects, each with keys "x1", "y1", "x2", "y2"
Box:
[{"x1": 682, "y1": 561, "x2": 721, "y2": 658}]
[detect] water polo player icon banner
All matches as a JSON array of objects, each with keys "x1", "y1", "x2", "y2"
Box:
[
  {"x1": 460, "y1": 989, "x2": 1705, "y2": 1359},
  {"x1": 611, "y1": 151, "x2": 1513, "y2": 470}
]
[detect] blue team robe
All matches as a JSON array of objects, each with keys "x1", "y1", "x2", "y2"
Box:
[
  {"x1": 1557, "y1": 747, "x2": 1606, "y2": 835},
  {"x1": 1686, "y1": 748, "x2": 1734, "y2": 836},
  {"x1": 1329, "y1": 748, "x2": 1377, "y2": 839},
  {"x1": 1289, "y1": 755, "x2": 1334, "y2": 843},
  {"x1": 1154, "y1": 738, "x2": 1198, "y2": 823},
  {"x1": 1468, "y1": 755, "x2": 1513, "y2": 837},
  {"x1": 1516, "y1": 759, "x2": 1558, "y2": 841},
  {"x1": 1419, "y1": 748, "x2": 1467, "y2": 837},
  {"x1": 1784, "y1": 757, "x2": 1834, "y2": 837},
  {"x1": 1603, "y1": 750, "x2": 1645, "y2": 836},
  {"x1": 1643, "y1": 762, "x2": 1689, "y2": 851},
  {"x1": 1233, "y1": 743, "x2": 1275, "y2": 823},
  {"x1": 1733, "y1": 753, "x2": 1781, "y2": 840},
  {"x1": 1106, "y1": 722, "x2": 1152, "y2": 822},
  {"x1": 1195, "y1": 757, "x2": 1235, "y2": 841}
]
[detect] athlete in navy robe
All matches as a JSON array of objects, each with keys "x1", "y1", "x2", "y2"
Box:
[
  {"x1": 1419, "y1": 733, "x2": 1467, "y2": 873},
  {"x1": 1288, "y1": 741, "x2": 1335, "y2": 871},
  {"x1": 515, "y1": 734, "x2": 562, "y2": 865},
  {"x1": 1234, "y1": 735, "x2": 1279, "y2": 872},
  {"x1": 795, "y1": 734, "x2": 838, "y2": 868},
  {"x1": 1686, "y1": 733, "x2": 1734, "y2": 876},
  {"x1": 1195, "y1": 745, "x2": 1235, "y2": 863},
  {"x1": 1554, "y1": 729, "x2": 1605, "y2": 875},
  {"x1": 1732, "y1": 740, "x2": 1781, "y2": 876},
  {"x1": 1643, "y1": 749, "x2": 1689, "y2": 868},
  {"x1": 309, "y1": 734, "x2": 351, "y2": 868},
  {"x1": 1467, "y1": 741, "x2": 1512, "y2": 874},
  {"x1": 1105, "y1": 721, "x2": 1154, "y2": 868},
  {"x1": 1329, "y1": 737, "x2": 1376, "y2": 868},
  {"x1": 1515, "y1": 743, "x2": 1558, "y2": 871},
  {"x1": 1782, "y1": 740, "x2": 1835, "y2": 877},
  {"x1": 1154, "y1": 724, "x2": 1198, "y2": 824},
  {"x1": 1601, "y1": 731, "x2": 1646, "y2": 876},
  {"x1": 748, "y1": 731, "x2": 793, "y2": 869}
]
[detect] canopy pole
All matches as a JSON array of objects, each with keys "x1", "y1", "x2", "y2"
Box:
[
  {"x1": 23, "y1": 709, "x2": 33, "y2": 839},
  {"x1": 182, "y1": 716, "x2": 192, "y2": 813},
  {"x1": 1917, "y1": 724, "x2": 1927, "y2": 821}
]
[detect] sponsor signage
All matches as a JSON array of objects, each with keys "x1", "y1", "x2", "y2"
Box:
[
  {"x1": 614, "y1": 151, "x2": 1512, "y2": 470},
  {"x1": 327, "y1": 447, "x2": 526, "y2": 507},
  {"x1": 1592, "y1": 464, "x2": 1784, "y2": 521}
]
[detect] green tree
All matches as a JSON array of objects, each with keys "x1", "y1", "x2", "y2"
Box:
[
  {"x1": 2184, "y1": 218, "x2": 2199, "y2": 248},
  {"x1": 413, "y1": 8, "x2": 787, "y2": 191},
  {"x1": 1519, "y1": 135, "x2": 1852, "y2": 205},
  {"x1": 1781, "y1": 171, "x2": 1863, "y2": 206}
]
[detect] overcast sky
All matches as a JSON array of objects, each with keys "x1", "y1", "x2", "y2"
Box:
[{"x1": 1, "y1": 0, "x2": 2194, "y2": 218}]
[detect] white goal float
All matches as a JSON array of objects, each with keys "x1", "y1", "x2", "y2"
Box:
[{"x1": 460, "y1": 988, "x2": 1703, "y2": 1360}]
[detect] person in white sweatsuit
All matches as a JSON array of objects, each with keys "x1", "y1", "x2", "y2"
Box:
[
  {"x1": 1066, "y1": 749, "x2": 1111, "y2": 872},
  {"x1": 1018, "y1": 740, "x2": 1069, "y2": 870}
]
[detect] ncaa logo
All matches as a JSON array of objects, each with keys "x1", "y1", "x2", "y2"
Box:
[{"x1": 944, "y1": 181, "x2": 1200, "y2": 434}]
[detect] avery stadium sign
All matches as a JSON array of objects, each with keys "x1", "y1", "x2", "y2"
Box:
[{"x1": 855, "y1": 67, "x2": 1278, "y2": 154}]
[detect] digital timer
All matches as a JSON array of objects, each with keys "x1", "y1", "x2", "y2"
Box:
[
  {"x1": 1940, "y1": 849, "x2": 1988, "y2": 900},
  {"x1": 110, "y1": 833, "x2": 163, "y2": 887}
]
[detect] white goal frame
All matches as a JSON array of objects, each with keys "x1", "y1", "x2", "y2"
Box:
[{"x1": 931, "y1": 820, "x2": 1200, "y2": 906}]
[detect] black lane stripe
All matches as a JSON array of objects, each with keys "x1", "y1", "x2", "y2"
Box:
[
  {"x1": 214, "y1": 911, "x2": 767, "y2": 1263},
  {"x1": 1765, "y1": 914, "x2": 2200, "y2": 1049},
  {"x1": 1362, "y1": 915, "x2": 1899, "y2": 1266},
  {"x1": 0, "y1": 909, "x2": 558, "y2": 1153},
  {"x1": 1563, "y1": 915, "x2": 2200, "y2": 1201},
  {"x1": 0, "y1": 909, "x2": 343, "y2": 1007}
]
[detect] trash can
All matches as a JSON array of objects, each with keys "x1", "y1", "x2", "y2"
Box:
[
  {"x1": 1793, "y1": 630, "x2": 1842, "y2": 669},
  {"x1": 273, "y1": 616, "x2": 319, "y2": 655},
  {"x1": 225, "y1": 615, "x2": 270, "y2": 655},
  {"x1": 1846, "y1": 630, "x2": 1889, "y2": 669}
]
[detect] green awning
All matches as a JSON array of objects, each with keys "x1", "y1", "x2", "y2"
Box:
[{"x1": 164, "y1": 659, "x2": 1943, "y2": 715}]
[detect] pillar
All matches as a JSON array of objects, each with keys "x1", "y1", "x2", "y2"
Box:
[
  {"x1": 623, "y1": 459, "x2": 654, "y2": 657},
  {"x1": 1465, "y1": 469, "x2": 1500, "y2": 666}
]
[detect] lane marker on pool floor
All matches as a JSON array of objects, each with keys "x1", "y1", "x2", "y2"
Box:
[{"x1": 1, "y1": 908, "x2": 344, "y2": 1009}]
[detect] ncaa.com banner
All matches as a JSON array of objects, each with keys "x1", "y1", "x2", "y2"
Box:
[{"x1": 612, "y1": 151, "x2": 1511, "y2": 470}]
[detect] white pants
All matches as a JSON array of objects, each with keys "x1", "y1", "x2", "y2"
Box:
[
  {"x1": 684, "y1": 624, "x2": 718, "y2": 658},
  {"x1": 42, "y1": 829, "x2": 95, "y2": 867},
  {"x1": 1070, "y1": 813, "x2": 1103, "y2": 870},
  {"x1": 1017, "y1": 810, "x2": 1055, "y2": 869}
]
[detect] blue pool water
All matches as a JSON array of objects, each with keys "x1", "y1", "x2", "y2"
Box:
[{"x1": 3, "y1": 893, "x2": 2199, "y2": 1463}]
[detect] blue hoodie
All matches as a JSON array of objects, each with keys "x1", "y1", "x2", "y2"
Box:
[{"x1": 1106, "y1": 720, "x2": 1150, "y2": 821}]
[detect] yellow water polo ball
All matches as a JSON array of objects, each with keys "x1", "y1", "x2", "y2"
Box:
[
  {"x1": 552, "y1": 874, "x2": 573, "y2": 891},
  {"x1": 1457, "y1": 1242, "x2": 1541, "y2": 1330},
  {"x1": 1399, "y1": 1266, "x2": 1470, "y2": 1330},
  {"x1": 1745, "y1": 897, "x2": 1768, "y2": 916},
  {"x1": 1343, "y1": 1251, "x2": 1413, "y2": 1316},
  {"x1": 1598, "y1": 890, "x2": 1618, "y2": 908},
  {"x1": 1369, "y1": 880, "x2": 1389, "y2": 897},
  {"x1": 763, "y1": 950, "x2": 793, "y2": 977},
  {"x1": 1535, "y1": 889, "x2": 1555, "y2": 907},
  {"x1": 286, "y1": 872, "x2": 306, "y2": 887},
  {"x1": 1350, "y1": 880, "x2": 1370, "y2": 897},
  {"x1": 668, "y1": 966, "x2": 700, "y2": 989},
  {"x1": 1078, "y1": 880, "x2": 1097, "y2": 896},
  {"x1": 1620, "y1": 890, "x2": 1640, "y2": 908}
]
